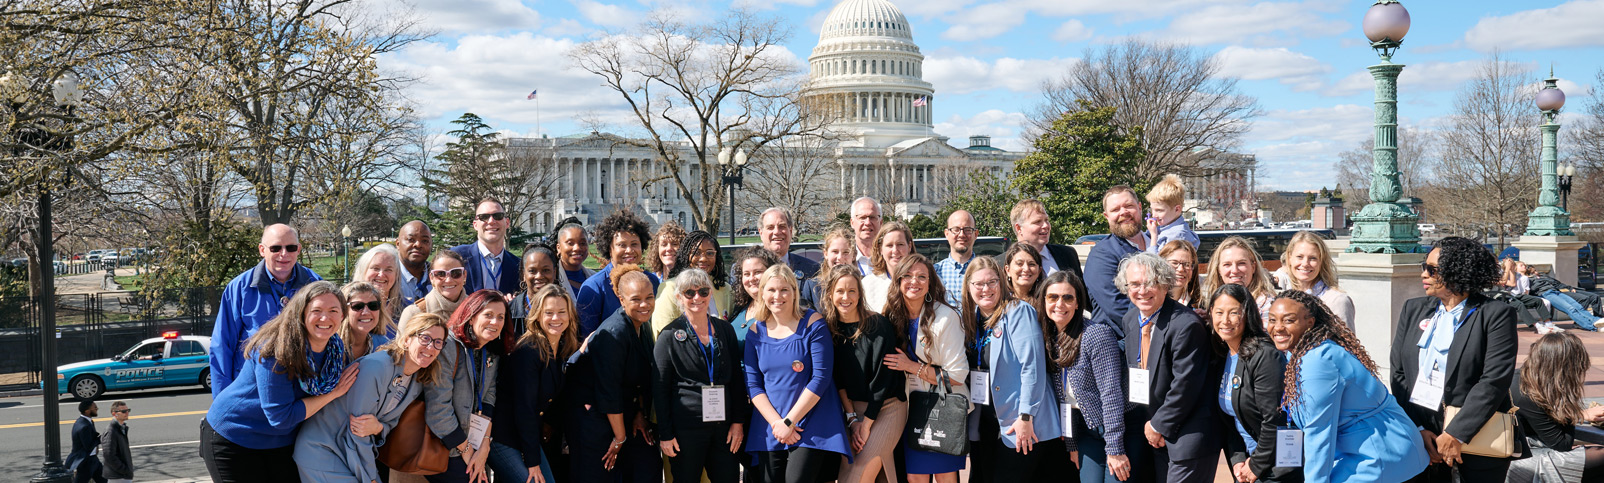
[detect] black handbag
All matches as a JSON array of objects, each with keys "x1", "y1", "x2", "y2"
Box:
[{"x1": 904, "y1": 370, "x2": 970, "y2": 456}]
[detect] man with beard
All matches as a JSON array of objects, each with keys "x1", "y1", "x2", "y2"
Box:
[
  {"x1": 395, "y1": 220, "x2": 434, "y2": 306},
  {"x1": 934, "y1": 210, "x2": 977, "y2": 306},
  {"x1": 1086, "y1": 186, "x2": 1149, "y2": 339}
]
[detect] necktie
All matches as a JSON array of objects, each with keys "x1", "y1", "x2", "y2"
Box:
[{"x1": 1139, "y1": 322, "x2": 1154, "y2": 370}]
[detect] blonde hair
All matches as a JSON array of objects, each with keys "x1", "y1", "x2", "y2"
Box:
[
  {"x1": 869, "y1": 221, "x2": 913, "y2": 276},
  {"x1": 382, "y1": 312, "x2": 446, "y2": 385},
  {"x1": 1280, "y1": 231, "x2": 1340, "y2": 292},
  {"x1": 339, "y1": 281, "x2": 395, "y2": 360},
  {"x1": 353, "y1": 243, "x2": 403, "y2": 316},
  {"x1": 747, "y1": 264, "x2": 803, "y2": 323},
  {"x1": 1202, "y1": 236, "x2": 1277, "y2": 306},
  {"x1": 1145, "y1": 174, "x2": 1186, "y2": 207},
  {"x1": 515, "y1": 284, "x2": 579, "y2": 364},
  {"x1": 1009, "y1": 199, "x2": 1047, "y2": 227}
]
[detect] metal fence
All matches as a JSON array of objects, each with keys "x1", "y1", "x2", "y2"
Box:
[{"x1": 0, "y1": 286, "x2": 222, "y2": 392}]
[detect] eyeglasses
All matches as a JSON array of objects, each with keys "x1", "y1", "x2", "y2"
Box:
[
  {"x1": 946, "y1": 227, "x2": 977, "y2": 235},
  {"x1": 681, "y1": 287, "x2": 712, "y2": 299},
  {"x1": 413, "y1": 333, "x2": 446, "y2": 350},
  {"x1": 348, "y1": 300, "x2": 382, "y2": 312},
  {"x1": 267, "y1": 244, "x2": 300, "y2": 253},
  {"x1": 968, "y1": 279, "x2": 1000, "y2": 289},
  {"x1": 1124, "y1": 281, "x2": 1158, "y2": 291},
  {"x1": 475, "y1": 212, "x2": 507, "y2": 222},
  {"x1": 1167, "y1": 261, "x2": 1194, "y2": 271},
  {"x1": 1420, "y1": 262, "x2": 1440, "y2": 277},
  {"x1": 431, "y1": 267, "x2": 466, "y2": 280},
  {"x1": 112, "y1": 409, "x2": 131, "y2": 414}
]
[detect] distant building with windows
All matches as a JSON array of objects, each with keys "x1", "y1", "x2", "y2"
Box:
[{"x1": 1181, "y1": 149, "x2": 1258, "y2": 227}]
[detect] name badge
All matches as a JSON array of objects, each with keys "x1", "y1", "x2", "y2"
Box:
[
  {"x1": 1409, "y1": 366, "x2": 1446, "y2": 411},
  {"x1": 702, "y1": 386, "x2": 726, "y2": 422},
  {"x1": 1129, "y1": 368, "x2": 1150, "y2": 405},
  {"x1": 1060, "y1": 403, "x2": 1075, "y2": 438},
  {"x1": 467, "y1": 413, "x2": 492, "y2": 451},
  {"x1": 1276, "y1": 427, "x2": 1304, "y2": 467},
  {"x1": 970, "y1": 371, "x2": 990, "y2": 405}
]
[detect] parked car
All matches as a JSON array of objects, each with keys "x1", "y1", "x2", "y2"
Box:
[
  {"x1": 49, "y1": 331, "x2": 212, "y2": 400},
  {"x1": 85, "y1": 249, "x2": 109, "y2": 262}
]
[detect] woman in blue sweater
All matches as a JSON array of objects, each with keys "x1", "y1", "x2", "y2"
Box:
[
  {"x1": 968, "y1": 256, "x2": 1062, "y2": 481},
  {"x1": 201, "y1": 280, "x2": 359, "y2": 483}
]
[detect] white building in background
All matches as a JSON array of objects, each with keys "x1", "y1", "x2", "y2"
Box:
[{"x1": 503, "y1": 0, "x2": 1023, "y2": 234}]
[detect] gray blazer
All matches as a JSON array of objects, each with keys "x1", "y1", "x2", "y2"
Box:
[
  {"x1": 293, "y1": 351, "x2": 424, "y2": 483},
  {"x1": 426, "y1": 333, "x2": 499, "y2": 453}
]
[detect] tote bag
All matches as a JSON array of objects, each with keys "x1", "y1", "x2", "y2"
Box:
[{"x1": 905, "y1": 372, "x2": 969, "y2": 456}]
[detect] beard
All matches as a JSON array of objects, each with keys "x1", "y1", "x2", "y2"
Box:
[{"x1": 1109, "y1": 218, "x2": 1142, "y2": 239}]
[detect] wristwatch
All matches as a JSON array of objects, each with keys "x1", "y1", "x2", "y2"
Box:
[
  {"x1": 1019, "y1": 413, "x2": 1032, "y2": 422},
  {"x1": 846, "y1": 412, "x2": 860, "y2": 421},
  {"x1": 782, "y1": 417, "x2": 794, "y2": 428}
]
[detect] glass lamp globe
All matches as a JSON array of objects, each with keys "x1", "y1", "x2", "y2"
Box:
[
  {"x1": 1536, "y1": 87, "x2": 1566, "y2": 112},
  {"x1": 1362, "y1": 1, "x2": 1411, "y2": 43}
]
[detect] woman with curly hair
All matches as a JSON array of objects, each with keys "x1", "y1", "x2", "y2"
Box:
[
  {"x1": 1507, "y1": 333, "x2": 1604, "y2": 482},
  {"x1": 576, "y1": 209, "x2": 661, "y2": 337},
  {"x1": 648, "y1": 221, "x2": 687, "y2": 282},
  {"x1": 729, "y1": 246, "x2": 782, "y2": 350},
  {"x1": 1389, "y1": 236, "x2": 1524, "y2": 483},
  {"x1": 652, "y1": 230, "x2": 731, "y2": 338},
  {"x1": 1269, "y1": 291, "x2": 1427, "y2": 482},
  {"x1": 1000, "y1": 242, "x2": 1044, "y2": 307}
]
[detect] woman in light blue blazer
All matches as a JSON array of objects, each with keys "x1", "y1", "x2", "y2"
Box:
[
  {"x1": 1267, "y1": 290, "x2": 1428, "y2": 483},
  {"x1": 963, "y1": 256, "x2": 1062, "y2": 481},
  {"x1": 295, "y1": 313, "x2": 449, "y2": 482}
]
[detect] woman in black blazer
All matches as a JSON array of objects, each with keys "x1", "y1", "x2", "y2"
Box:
[
  {"x1": 653, "y1": 268, "x2": 748, "y2": 483},
  {"x1": 1389, "y1": 237, "x2": 1523, "y2": 483},
  {"x1": 1207, "y1": 284, "x2": 1298, "y2": 483}
]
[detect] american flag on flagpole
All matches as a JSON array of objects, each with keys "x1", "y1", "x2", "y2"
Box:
[
  {"x1": 912, "y1": 96, "x2": 927, "y2": 107},
  {"x1": 527, "y1": 90, "x2": 538, "y2": 100}
]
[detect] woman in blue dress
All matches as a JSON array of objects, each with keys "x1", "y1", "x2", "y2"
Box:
[
  {"x1": 744, "y1": 263, "x2": 853, "y2": 483},
  {"x1": 1268, "y1": 290, "x2": 1428, "y2": 482},
  {"x1": 880, "y1": 253, "x2": 969, "y2": 483}
]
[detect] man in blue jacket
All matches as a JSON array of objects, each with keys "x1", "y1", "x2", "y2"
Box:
[
  {"x1": 1086, "y1": 186, "x2": 1149, "y2": 339},
  {"x1": 451, "y1": 197, "x2": 523, "y2": 295},
  {"x1": 67, "y1": 400, "x2": 105, "y2": 483},
  {"x1": 209, "y1": 224, "x2": 321, "y2": 397}
]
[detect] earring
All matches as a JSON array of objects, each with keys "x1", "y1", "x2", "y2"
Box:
[{"x1": 925, "y1": 292, "x2": 934, "y2": 304}]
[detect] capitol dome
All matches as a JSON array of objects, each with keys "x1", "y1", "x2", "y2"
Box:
[{"x1": 808, "y1": 0, "x2": 935, "y2": 148}]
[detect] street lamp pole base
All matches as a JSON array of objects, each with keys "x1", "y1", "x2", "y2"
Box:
[{"x1": 30, "y1": 461, "x2": 72, "y2": 483}]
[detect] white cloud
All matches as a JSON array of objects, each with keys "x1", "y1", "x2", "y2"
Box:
[
  {"x1": 1160, "y1": 2, "x2": 1347, "y2": 45},
  {"x1": 1212, "y1": 46, "x2": 1331, "y2": 91},
  {"x1": 923, "y1": 56, "x2": 1078, "y2": 94},
  {"x1": 572, "y1": 0, "x2": 643, "y2": 28},
  {"x1": 1052, "y1": 20, "x2": 1093, "y2": 43},
  {"x1": 934, "y1": 109, "x2": 1029, "y2": 151},
  {"x1": 1249, "y1": 104, "x2": 1372, "y2": 145},
  {"x1": 1243, "y1": 104, "x2": 1383, "y2": 189},
  {"x1": 371, "y1": 0, "x2": 543, "y2": 34},
  {"x1": 939, "y1": 6, "x2": 1025, "y2": 41},
  {"x1": 936, "y1": 0, "x2": 1238, "y2": 41},
  {"x1": 1323, "y1": 60, "x2": 1503, "y2": 98},
  {"x1": 1465, "y1": 0, "x2": 1604, "y2": 52},
  {"x1": 381, "y1": 33, "x2": 625, "y2": 129}
]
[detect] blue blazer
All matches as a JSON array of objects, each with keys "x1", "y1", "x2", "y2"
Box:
[
  {"x1": 66, "y1": 415, "x2": 98, "y2": 470},
  {"x1": 985, "y1": 302, "x2": 1061, "y2": 448},
  {"x1": 1086, "y1": 235, "x2": 1142, "y2": 338},
  {"x1": 1292, "y1": 341, "x2": 1429, "y2": 483},
  {"x1": 450, "y1": 243, "x2": 522, "y2": 296}
]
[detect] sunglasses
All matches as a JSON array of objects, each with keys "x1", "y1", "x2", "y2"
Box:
[
  {"x1": 348, "y1": 300, "x2": 382, "y2": 312},
  {"x1": 475, "y1": 212, "x2": 507, "y2": 222},
  {"x1": 413, "y1": 333, "x2": 446, "y2": 350},
  {"x1": 1420, "y1": 262, "x2": 1440, "y2": 277},
  {"x1": 113, "y1": 409, "x2": 131, "y2": 414},
  {"x1": 431, "y1": 267, "x2": 466, "y2": 280},
  {"x1": 267, "y1": 244, "x2": 300, "y2": 253},
  {"x1": 681, "y1": 287, "x2": 712, "y2": 299}
]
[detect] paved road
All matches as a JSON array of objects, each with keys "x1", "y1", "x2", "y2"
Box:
[{"x1": 0, "y1": 385, "x2": 212, "y2": 482}]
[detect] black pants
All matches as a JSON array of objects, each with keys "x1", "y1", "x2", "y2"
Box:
[
  {"x1": 667, "y1": 426, "x2": 741, "y2": 483},
  {"x1": 1409, "y1": 455, "x2": 1511, "y2": 483},
  {"x1": 753, "y1": 447, "x2": 837, "y2": 483},
  {"x1": 569, "y1": 406, "x2": 662, "y2": 483},
  {"x1": 968, "y1": 404, "x2": 1000, "y2": 483},
  {"x1": 199, "y1": 418, "x2": 299, "y2": 483},
  {"x1": 1122, "y1": 408, "x2": 1159, "y2": 483},
  {"x1": 424, "y1": 456, "x2": 471, "y2": 483},
  {"x1": 73, "y1": 455, "x2": 106, "y2": 483},
  {"x1": 992, "y1": 437, "x2": 1076, "y2": 483}
]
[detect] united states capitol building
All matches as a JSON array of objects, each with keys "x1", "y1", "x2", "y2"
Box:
[{"x1": 504, "y1": 0, "x2": 1022, "y2": 232}]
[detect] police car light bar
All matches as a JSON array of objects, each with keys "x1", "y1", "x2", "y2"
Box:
[{"x1": 162, "y1": 330, "x2": 180, "y2": 339}]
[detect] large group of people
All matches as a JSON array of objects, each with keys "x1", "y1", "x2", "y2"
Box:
[{"x1": 194, "y1": 187, "x2": 1604, "y2": 483}]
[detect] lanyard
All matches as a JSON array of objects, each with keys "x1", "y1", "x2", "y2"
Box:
[
  {"x1": 460, "y1": 344, "x2": 486, "y2": 412},
  {"x1": 686, "y1": 319, "x2": 717, "y2": 383},
  {"x1": 1136, "y1": 310, "x2": 1160, "y2": 365},
  {"x1": 414, "y1": 272, "x2": 430, "y2": 295},
  {"x1": 1418, "y1": 305, "x2": 1479, "y2": 350},
  {"x1": 482, "y1": 254, "x2": 502, "y2": 288},
  {"x1": 267, "y1": 276, "x2": 289, "y2": 305}
]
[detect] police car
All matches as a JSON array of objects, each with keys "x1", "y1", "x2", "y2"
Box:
[{"x1": 51, "y1": 331, "x2": 212, "y2": 400}]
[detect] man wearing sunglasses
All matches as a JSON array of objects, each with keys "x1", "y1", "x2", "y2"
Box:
[
  {"x1": 209, "y1": 223, "x2": 323, "y2": 398},
  {"x1": 449, "y1": 197, "x2": 523, "y2": 295}
]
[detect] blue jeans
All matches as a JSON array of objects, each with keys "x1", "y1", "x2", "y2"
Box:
[
  {"x1": 486, "y1": 441, "x2": 556, "y2": 483},
  {"x1": 1540, "y1": 290, "x2": 1599, "y2": 329}
]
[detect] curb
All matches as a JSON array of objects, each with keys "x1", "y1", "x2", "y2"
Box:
[{"x1": 0, "y1": 389, "x2": 43, "y2": 399}]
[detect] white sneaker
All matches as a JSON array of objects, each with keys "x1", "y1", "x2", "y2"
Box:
[{"x1": 1540, "y1": 322, "x2": 1565, "y2": 334}]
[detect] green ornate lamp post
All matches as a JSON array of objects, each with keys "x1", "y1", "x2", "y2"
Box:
[
  {"x1": 1348, "y1": 0, "x2": 1421, "y2": 254},
  {"x1": 1524, "y1": 71, "x2": 1573, "y2": 236}
]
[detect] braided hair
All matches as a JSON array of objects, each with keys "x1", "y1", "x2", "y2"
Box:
[
  {"x1": 1278, "y1": 289, "x2": 1379, "y2": 411},
  {"x1": 666, "y1": 230, "x2": 726, "y2": 289}
]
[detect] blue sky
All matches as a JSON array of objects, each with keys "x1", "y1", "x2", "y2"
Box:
[{"x1": 375, "y1": 0, "x2": 1604, "y2": 191}]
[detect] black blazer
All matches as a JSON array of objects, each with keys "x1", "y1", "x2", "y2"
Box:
[
  {"x1": 1123, "y1": 298, "x2": 1218, "y2": 460},
  {"x1": 567, "y1": 309, "x2": 653, "y2": 420},
  {"x1": 1389, "y1": 294, "x2": 1523, "y2": 449},
  {"x1": 66, "y1": 415, "x2": 98, "y2": 470},
  {"x1": 493, "y1": 339, "x2": 570, "y2": 469},
  {"x1": 1221, "y1": 338, "x2": 1300, "y2": 482},
  {"x1": 653, "y1": 315, "x2": 749, "y2": 441}
]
